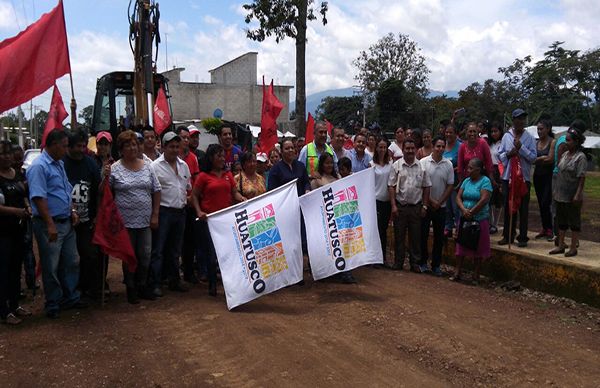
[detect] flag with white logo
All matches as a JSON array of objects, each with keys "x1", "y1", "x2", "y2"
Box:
[
  {"x1": 299, "y1": 168, "x2": 382, "y2": 280},
  {"x1": 208, "y1": 180, "x2": 303, "y2": 309}
]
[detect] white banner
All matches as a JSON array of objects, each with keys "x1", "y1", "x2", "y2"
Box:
[
  {"x1": 207, "y1": 180, "x2": 303, "y2": 310},
  {"x1": 299, "y1": 168, "x2": 383, "y2": 280}
]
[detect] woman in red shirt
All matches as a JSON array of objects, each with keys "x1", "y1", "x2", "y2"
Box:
[
  {"x1": 457, "y1": 123, "x2": 493, "y2": 182},
  {"x1": 191, "y1": 144, "x2": 246, "y2": 296}
]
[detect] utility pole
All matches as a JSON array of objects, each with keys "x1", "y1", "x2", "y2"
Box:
[{"x1": 17, "y1": 106, "x2": 24, "y2": 147}]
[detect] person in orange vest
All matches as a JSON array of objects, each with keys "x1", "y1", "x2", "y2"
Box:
[{"x1": 298, "y1": 121, "x2": 338, "y2": 178}]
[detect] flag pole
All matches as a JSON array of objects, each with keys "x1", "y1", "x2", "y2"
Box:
[{"x1": 59, "y1": 0, "x2": 77, "y2": 129}]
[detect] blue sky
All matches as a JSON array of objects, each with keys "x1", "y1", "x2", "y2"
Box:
[{"x1": 1, "y1": 0, "x2": 599, "y2": 118}]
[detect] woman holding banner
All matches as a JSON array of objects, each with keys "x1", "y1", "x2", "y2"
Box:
[{"x1": 192, "y1": 144, "x2": 246, "y2": 296}]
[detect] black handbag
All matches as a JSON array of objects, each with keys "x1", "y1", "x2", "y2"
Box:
[{"x1": 457, "y1": 218, "x2": 481, "y2": 250}]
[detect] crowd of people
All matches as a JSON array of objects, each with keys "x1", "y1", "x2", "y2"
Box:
[{"x1": 0, "y1": 109, "x2": 589, "y2": 324}]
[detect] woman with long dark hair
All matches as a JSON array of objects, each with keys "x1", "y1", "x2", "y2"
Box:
[
  {"x1": 370, "y1": 137, "x2": 392, "y2": 266},
  {"x1": 533, "y1": 119, "x2": 556, "y2": 240},
  {"x1": 311, "y1": 152, "x2": 338, "y2": 189},
  {"x1": 0, "y1": 141, "x2": 32, "y2": 324},
  {"x1": 192, "y1": 144, "x2": 246, "y2": 296}
]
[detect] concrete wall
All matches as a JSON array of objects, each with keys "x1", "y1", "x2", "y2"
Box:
[
  {"x1": 209, "y1": 52, "x2": 257, "y2": 86},
  {"x1": 163, "y1": 55, "x2": 292, "y2": 126}
]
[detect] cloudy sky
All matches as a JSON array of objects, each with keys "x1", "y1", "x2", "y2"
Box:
[{"x1": 1, "y1": 0, "x2": 599, "y2": 118}]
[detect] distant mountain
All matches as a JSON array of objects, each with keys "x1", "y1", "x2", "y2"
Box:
[{"x1": 291, "y1": 87, "x2": 459, "y2": 115}]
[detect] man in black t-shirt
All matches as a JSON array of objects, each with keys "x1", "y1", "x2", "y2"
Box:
[{"x1": 63, "y1": 130, "x2": 102, "y2": 300}]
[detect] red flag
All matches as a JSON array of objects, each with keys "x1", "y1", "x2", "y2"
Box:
[
  {"x1": 153, "y1": 86, "x2": 171, "y2": 135},
  {"x1": 92, "y1": 181, "x2": 137, "y2": 272},
  {"x1": 305, "y1": 112, "x2": 315, "y2": 143},
  {"x1": 259, "y1": 77, "x2": 284, "y2": 153},
  {"x1": 41, "y1": 84, "x2": 68, "y2": 147},
  {"x1": 508, "y1": 156, "x2": 528, "y2": 214},
  {"x1": 0, "y1": 1, "x2": 71, "y2": 113},
  {"x1": 325, "y1": 119, "x2": 334, "y2": 136}
]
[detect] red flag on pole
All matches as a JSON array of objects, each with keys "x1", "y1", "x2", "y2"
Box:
[
  {"x1": 325, "y1": 119, "x2": 334, "y2": 136},
  {"x1": 92, "y1": 181, "x2": 137, "y2": 272},
  {"x1": 0, "y1": 0, "x2": 71, "y2": 113},
  {"x1": 259, "y1": 77, "x2": 284, "y2": 153},
  {"x1": 41, "y1": 84, "x2": 68, "y2": 147},
  {"x1": 508, "y1": 156, "x2": 528, "y2": 214},
  {"x1": 305, "y1": 112, "x2": 315, "y2": 143},
  {"x1": 153, "y1": 86, "x2": 171, "y2": 135}
]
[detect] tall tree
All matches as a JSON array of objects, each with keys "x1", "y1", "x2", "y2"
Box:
[
  {"x1": 79, "y1": 105, "x2": 94, "y2": 128},
  {"x1": 353, "y1": 33, "x2": 430, "y2": 100},
  {"x1": 243, "y1": 0, "x2": 328, "y2": 134},
  {"x1": 315, "y1": 95, "x2": 363, "y2": 128}
]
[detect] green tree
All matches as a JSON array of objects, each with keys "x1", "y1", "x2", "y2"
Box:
[
  {"x1": 79, "y1": 105, "x2": 94, "y2": 128},
  {"x1": 315, "y1": 95, "x2": 362, "y2": 127},
  {"x1": 243, "y1": 0, "x2": 328, "y2": 135},
  {"x1": 353, "y1": 33, "x2": 430, "y2": 100}
]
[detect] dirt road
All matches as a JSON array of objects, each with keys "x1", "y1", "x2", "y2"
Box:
[{"x1": 1, "y1": 264, "x2": 599, "y2": 387}]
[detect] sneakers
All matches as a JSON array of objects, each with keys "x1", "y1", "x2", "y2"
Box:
[
  {"x1": 2, "y1": 313, "x2": 22, "y2": 325},
  {"x1": 15, "y1": 306, "x2": 32, "y2": 317}
]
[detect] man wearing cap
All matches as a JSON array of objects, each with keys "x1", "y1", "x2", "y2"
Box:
[
  {"x1": 256, "y1": 152, "x2": 269, "y2": 181},
  {"x1": 149, "y1": 132, "x2": 191, "y2": 295},
  {"x1": 188, "y1": 125, "x2": 206, "y2": 168},
  {"x1": 63, "y1": 129, "x2": 102, "y2": 300},
  {"x1": 27, "y1": 129, "x2": 85, "y2": 319},
  {"x1": 498, "y1": 108, "x2": 537, "y2": 247}
]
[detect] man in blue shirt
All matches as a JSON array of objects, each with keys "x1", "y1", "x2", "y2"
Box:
[
  {"x1": 498, "y1": 109, "x2": 537, "y2": 247},
  {"x1": 347, "y1": 133, "x2": 372, "y2": 173},
  {"x1": 27, "y1": 129, "x2": 85, "y2": 318}
]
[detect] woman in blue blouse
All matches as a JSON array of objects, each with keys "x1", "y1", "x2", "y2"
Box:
[{"x1": 451, "y1": 158, "x2": 492, "y2": 285}]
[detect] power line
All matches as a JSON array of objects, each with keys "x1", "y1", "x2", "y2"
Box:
[{"x1": 10, "y1": 0, "x2": 21, "y2": 30}]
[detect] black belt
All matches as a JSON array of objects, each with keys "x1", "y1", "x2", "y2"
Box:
[
  {"x1": 160, "y1": 206, "x2": 186, "y2": 213},
  {"x1": 34, "y1": 216, "x2": 70, "y2": 223},
  {"x1": 396, "y1": 201, "x2": 422, "y2": 207}
]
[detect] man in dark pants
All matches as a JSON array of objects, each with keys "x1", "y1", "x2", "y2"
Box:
[
  {"x1": 419, "y1": 136, "x2": 454, "y2": 276},
  {"x1": 150, "y1": 132, "x2": 191, "y2": 296},
  {"x1": 63, "y1": 129, "x2": 102, "y2": 300},
  {"x1": 175, "y1": 126, "x2": 201, "y2": 283},
  {"x1": 498, "y1": 109, "x2": 537, "y2": 247},
  {"x1": 388, "y1": 139, "x2": 431, "y2": 272},
  {"x1": 27, "y1": 129, "x2": 86, "y2": 318}
]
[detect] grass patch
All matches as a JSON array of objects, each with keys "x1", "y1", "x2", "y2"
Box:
[{"x1": 584, "y1": 173, "x2": 600, "y2": 200}]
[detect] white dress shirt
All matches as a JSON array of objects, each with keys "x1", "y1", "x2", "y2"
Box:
[{"x1": 151, "y1": 154, "x2": 191, "y2": 209}]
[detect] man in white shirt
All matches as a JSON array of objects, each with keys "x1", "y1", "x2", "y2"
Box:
[
  {"x1": 388, "y1": 138, "x2": 431, "y2": 272},
  {"x1": 150, "y1": 132, "x2": 192, "y2": 296},
  {"x1": 419, "y1": 136, "x2": 454, "y2": 276},
  {"x1": 331, "y1": 127, "x2": 350, "y2": 160}
]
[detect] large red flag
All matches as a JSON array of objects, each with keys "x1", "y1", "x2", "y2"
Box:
[
  {"x1": 259, "y1": 77, "x2": 284, "y2": 153},
  {"x1": 41, "y1": 84, "x2": 68, "y2": 147},
  {"x1": 508, "y1": 156, "x2": 528, "y2": 214},
  {"x1": 0, "y1": 1, "x2": 71, "y2": 113},
  {"x1": 305, "y1": 112, "x2": 315, "y2": 143},
  {"x1": 92, "y1": 181, "x2": 137, "y2": 272},
  {"x1": 153, "y1": 86, "x2": 171, "y2": 135}
]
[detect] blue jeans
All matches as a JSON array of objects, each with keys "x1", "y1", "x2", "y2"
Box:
[
  {"x1": 32, "y1": 218, "x2": 80, "y2": 314},
  {"x1": 125, "y1": 227, "x2": 152, "y2": 291},
  {"x1": 150, "y1": 207, "x2": 186, "y2": 288},
  {"x1": 445, "y1": 189, "x2": 460, "y2": 231}
]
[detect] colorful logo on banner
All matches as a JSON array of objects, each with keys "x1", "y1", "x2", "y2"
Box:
[
  {"x1": 234, "y1": 203, "x2": 289, "y2": 294},
  {"x1": 321, "y1": 185, "x2": 366, "y2": 270}
]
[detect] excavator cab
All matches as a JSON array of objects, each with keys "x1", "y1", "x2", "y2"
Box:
[{"x1": 91, "y1": 71, "x2": 170, "y2": 137}]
